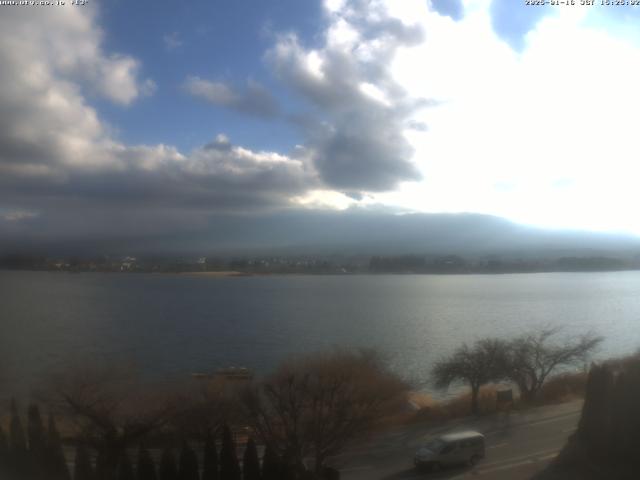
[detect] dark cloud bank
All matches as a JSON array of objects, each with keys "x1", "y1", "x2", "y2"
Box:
[{"x1": 3, "y1": 209, "x2": 640, "y2": 259}]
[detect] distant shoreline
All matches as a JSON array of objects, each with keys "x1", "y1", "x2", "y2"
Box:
[
  {"x1": 180, "y1": 271, "x2": 255, "y2": 277},
  {"x1": 2, "y1": 268, "x2": 640, "y2": 276}
]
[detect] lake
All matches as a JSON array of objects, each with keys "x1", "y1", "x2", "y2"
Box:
[{"x1": 1, "y1": 270, "x2": 639, "y2": 400}]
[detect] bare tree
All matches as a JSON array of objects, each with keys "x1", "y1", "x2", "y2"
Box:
[
  {"x1": 431, "y1": 338, "x2": 509, "y2": 414},
  {"x1": 242, "y1": 349, "x2": 408, "y2": 476},
  {"x1": 505, "y1": 327, "x2": 602, "y2": 403},
  {"x1": 44, "y1": 363, "x2": 179, "y2": 479},
  {"x1": 169, "y1": 376, "x2": 244, "y2": 441}
]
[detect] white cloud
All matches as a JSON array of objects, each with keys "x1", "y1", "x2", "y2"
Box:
[
  {"x1": 366, "y1": 0, "x2": 640, "y2": 234},
  {"x1": 291, "y1": 189, "x2": 355, "y2": 210},
  {"x1": 4, "y1": 4, "x2": 153, "y2": 106},
  {"x1": 0, "y1": 4, "x2": 319, "y2": 242},
  {"x1": 265, "y1": 0, "x2": 426, "y2": 191}
]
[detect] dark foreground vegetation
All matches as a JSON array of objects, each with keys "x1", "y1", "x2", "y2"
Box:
[
  {"x1": 535, "y1": 352, "x2": 640, "y2": 480},
  {"x1": 0, "y1": 409, "x2": 305, "y2": 480},
  {"x1": 0, "y1": 329, "x2": 608, "y2": 480},
  {"x1": 431, "y1": 328, "x2": 602, "y2": 414},
  {"x1": 0, "y1": 350, "x2": 407, "y2": 480}
]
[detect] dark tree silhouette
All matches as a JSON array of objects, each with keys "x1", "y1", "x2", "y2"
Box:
[
  {"x1": 202, "y1": 433, "x2": 219, "y2": 480},
  {"x1": 10, "y1": 399, "x2": 27, "y2": 452},
  {"x1": 46, "y1": 412, "x2": 71, "y2": 480},
  {"x1": 28, "y1": 403, "x2": 47, "y2": 477},
  {"x1": 74, "y1": 445, "x2": 94, "y2": 480},
  {"x1": 137, "y1": 445, "x2": 158, "y2": 480},
  {"x1": 28, "y1": 404, "x2": 46, "y2": 452},
  {"x1": 96, "y1": 448, "x2": 115, "y2": 480},
  {"x1": 10, "y1": 399, "x2": 28, "y2": 478},
  {"x1": 220, "y1": 425, "x2": 241, "y2": 480},
  {"x1": 159, "y1": 449, "x2": 179, "y2": 480},
  {"x1": 0, "y1": 423, "x2": 9, "y2": 476},
  {"x1": 0, "y1": 423, "x2": 7, "y2": 451},
  {"x1": 432, "y1": 338, "x2": 509, "y2": 414},
  {"x1": 280, "y1": 453, "x2": 295, "y2": 480},
  {"x1": 178, "y1": 442, "x2": 199, "y2": 480},
  {"x1": 260, "y1": 446, "x2": 280, "y2": 480},
  {"x1": 117, "y1": 452, "x2": 135, "y2": 480},
  {"x1": 242, "y1": 438, "x2": 260, "y2": 480}
]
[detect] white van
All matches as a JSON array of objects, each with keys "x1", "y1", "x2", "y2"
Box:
[{"x1": 414, "y1": 430, "x2": 485, "y2": 471}]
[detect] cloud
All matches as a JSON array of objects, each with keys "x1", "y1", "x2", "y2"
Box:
[
  {"x1": 0, "y1": 0, "x2": 434, "y2": 251},
  {"x1": 0, "y1": 133, "x2": 319, "y2": 244},
  {"x1": 163, "y1": 31, "x2": 184, "y2": 51},
  {"x1": 265, "y1": 0, "x2": 427, "y2": 192},
  {"x1": 8, "y1": 0, "x2": 640, "y2": 251},
  {"x1": 373, "y1": 0, "x2": 640, "y2": 234},
  {"x1": 0, "y1": 4, "x2": 152, "y2": 112},
  {"x1": 181, "y1": 0, "x2": 428, "y2": 193},
  {"x1": 0, "y1": 5, "x2": 320, "y2": 247},
  {"x1": 430, "y1": 0, "x2": 464, "y2": 21},
  {"x1": 184, "y1": 77, "x2": 280, "y2": 117}
]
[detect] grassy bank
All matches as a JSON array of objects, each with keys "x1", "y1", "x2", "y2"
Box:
[{"x1": 405, "y1": 370, "x2": 588, "y2": 427}]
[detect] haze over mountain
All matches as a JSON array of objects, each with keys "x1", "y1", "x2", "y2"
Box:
[{"x1": 4, "y1": 210, "x2": 639, "y2": 259}]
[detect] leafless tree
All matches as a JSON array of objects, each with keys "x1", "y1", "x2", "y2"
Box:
[
  {"x1": 241, "y1": 349, "x2": 408, "y2": 476},
  {"x1": 43, "y1": 363, "x2": 179, "y2": 479},
  {"x1": 431, "y1": 338, "x2": 509, "y2": 414},
  {"x1": 505, "y1": 327, "x2": 603, "y2": 403},
  {"x1": 170, "y1": 375, "x2": 246, "y2": 440}
]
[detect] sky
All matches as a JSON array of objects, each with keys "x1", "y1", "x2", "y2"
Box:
[{"x1": 2, "y1": 0, "x2": 640, "y2": 252}]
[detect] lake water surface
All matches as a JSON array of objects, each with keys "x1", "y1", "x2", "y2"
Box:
[{"x1": 1, "y1": 270, "x2": 640, "y2": 399}]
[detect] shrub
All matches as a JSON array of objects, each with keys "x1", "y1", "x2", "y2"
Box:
[{"x1": 537, "y1": 371, "x2": 588, "y2": 404}]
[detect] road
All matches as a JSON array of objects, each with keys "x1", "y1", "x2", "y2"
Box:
[{"x1": 332, "y1": 400, "x2": 583, "y2": 480}]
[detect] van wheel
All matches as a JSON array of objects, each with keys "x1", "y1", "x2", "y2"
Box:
[{"x1": 469, "y1": 455, "x2": 480, "y2": 466}]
